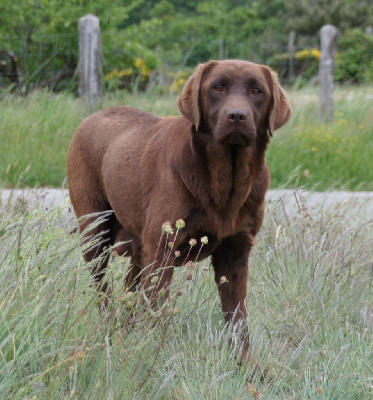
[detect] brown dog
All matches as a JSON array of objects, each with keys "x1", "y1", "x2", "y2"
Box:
[{"x1": 67, "y1": 59, "x2": 291, "y2": 360}]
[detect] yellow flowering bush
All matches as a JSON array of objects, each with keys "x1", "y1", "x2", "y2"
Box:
[
  {"x1": 133, "y1": 58, "x2": 152, "y2": 81},
  {"x1": 296, "y1": 48, "x2": 321, "y2": 60},
  {"x1": 269, "y1": 47, "x2": 321, "y2": 83},
  {"x1": 169, "y1": 70, "x2": 190, "y2": 92},
  {"x1": 104, "y1": 68, "x2": 133, "y2": 81},
  {"x1": 103, "y1": 39, "x2": 159, "y2": 91},
  {"x1": 104, "y1": 57, "x2": 155, "y2": 90}
]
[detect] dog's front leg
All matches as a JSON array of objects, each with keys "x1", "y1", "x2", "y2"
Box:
[{"x1": 211, "y1": 232, "x2": 252, "y2": 360}]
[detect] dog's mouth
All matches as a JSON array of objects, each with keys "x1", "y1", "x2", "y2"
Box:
[
  {"x1": 226, "y1": 132, "x2": 251, "y2": 146},
  {"x1": 218, "y1": 129, "x2": 256, "y2": 147}
]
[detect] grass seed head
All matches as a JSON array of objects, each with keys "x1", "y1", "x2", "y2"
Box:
[
  {"x1": 201, "y1": 236, "x2": 208, "y2": 244},
  {"x1": 175, "y1": 219, "x2": 185, "y2": 229},
  {"x1": 162, "y1": 221, "x2": 174, "y2": 234},
  {"x1": 189, "y1": 238, "x2": 197, "y2": 246}
]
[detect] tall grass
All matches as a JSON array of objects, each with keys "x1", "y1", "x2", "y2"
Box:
[
  {"x1": 0, "y1": 85, "x2": 372, "y2": 190},
  {"x1": 0, "y1": 192, "x2": 372, "y2": 399}
]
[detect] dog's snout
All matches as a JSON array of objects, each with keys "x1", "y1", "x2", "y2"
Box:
[{"x1": 227, "y1": 108, "x2": 248, "y2": 122}]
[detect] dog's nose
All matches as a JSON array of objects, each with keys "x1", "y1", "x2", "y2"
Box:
[{"x1": 227, "y1": 108, "x2": 248, "y2": 122}]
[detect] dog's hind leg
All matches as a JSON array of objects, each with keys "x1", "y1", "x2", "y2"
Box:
[
  {"x1": 67, "y1": 156, "x2": 113, "y2": 293},
  {"x1": 110, "y1": 219, "x2": 142, "y2": 291},
  {"x1": 125, "y1": 254, "x2": 141, "y2": 291},
  {"x1": 77, "y1": 209, "x2": 113, "y2": 294}
]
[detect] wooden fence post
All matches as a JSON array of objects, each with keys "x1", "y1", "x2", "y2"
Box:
[
  {"x1": 319, "y1": 24, "x2": 338, "y2": 122},
  {"x1": 78, "y1": 14, "x2": 103, "y2": 111},
  {"x1": 219, "y1": 39, "x2": 224, "y2": 60},
  {"x1": 288, "y1": 31, "x2": 296, "y2": 81}
]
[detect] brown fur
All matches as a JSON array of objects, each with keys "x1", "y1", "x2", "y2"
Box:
[{"x1": 67, "y1": 59, "x2": 291, "y2": 361}]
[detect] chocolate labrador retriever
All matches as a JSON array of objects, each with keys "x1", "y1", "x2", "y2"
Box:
[{"x1": 67, "y1": 59, "x2": 291, "y2": 361}]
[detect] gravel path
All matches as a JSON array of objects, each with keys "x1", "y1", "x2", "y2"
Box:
[{"x1": 1, "y1": 188, "x2": 372, "y2": 223}]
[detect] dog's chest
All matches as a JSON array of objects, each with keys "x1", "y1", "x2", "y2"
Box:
[
  {"x1": 172, "y1": 206, "x2": 248, "y2": 265},
  {"x1": 185, "y1": 205, "x2": 247, "y2": 240}
]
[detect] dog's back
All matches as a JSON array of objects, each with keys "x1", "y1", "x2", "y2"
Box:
[
  {"x1": 67, "y1": 107, "x2": 161, "y2": 207},
  {"x1": 68, "y1": 107, "x2": 160, "y2": 176}
]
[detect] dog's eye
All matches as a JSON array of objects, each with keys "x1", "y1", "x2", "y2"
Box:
[
  {"x1": 213, "y1": 84, "x2": 224, "y2": 93},
  {"x1": 251, "y1": 88, "x2": 262, "y2": 95}
]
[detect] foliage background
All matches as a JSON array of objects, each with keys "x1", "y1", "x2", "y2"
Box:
[
  {"x1": 0, "y1": 1, "x2": 372, "y2": 191},
  {"x1": 0, "y1": 0, "x2": 372, "y2": 91}
]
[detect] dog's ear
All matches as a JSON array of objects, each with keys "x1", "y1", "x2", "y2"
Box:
[
  {"x1": 261, "y1": 66, "x2": 292, "y2": 134},
  {"x1": 178, "y1": 61, "x2": 216, "y2": 131}
]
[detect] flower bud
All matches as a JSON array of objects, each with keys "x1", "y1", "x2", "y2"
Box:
[
  {"x1": 201, "y1": 236, "x2": 208, "y2": 244},
  {"x1": 175, "y1": 219, "x2": 185, "y2": 229},
  {"x1": 189, "y1": 238, "x2": 197, "y2": 246},
  {"x1": 162, "y1": 221, "x2": 174, "y2": 234}
]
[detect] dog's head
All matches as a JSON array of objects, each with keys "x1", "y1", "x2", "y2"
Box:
[{"x1": 178, "y1": 60, "x2": 292, "y2": 146}]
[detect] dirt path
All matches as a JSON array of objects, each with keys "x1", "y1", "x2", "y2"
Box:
[{"x1": 1, "y1": 188, "x2": 372, "y2": 223}]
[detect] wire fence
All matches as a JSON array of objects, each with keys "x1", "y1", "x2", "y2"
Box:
[
  {"x1": 0, "y1": 33, "x2": 78, "y2": 92},
  {"x1": 0, "y1": 31, "x2": 370, "y2": 93}
]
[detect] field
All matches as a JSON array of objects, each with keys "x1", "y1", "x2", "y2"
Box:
[
  {"x1": 0, "y1": 85, "x2": 372, "y2": 398},
  {"x1": 0, "y1": 85, "x2": 372, "y2": 190},
  {"x1": 0, "y1": 189, "x2": 372, "y2": 399}
]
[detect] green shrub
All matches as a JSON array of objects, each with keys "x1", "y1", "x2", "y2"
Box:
[
  {"x1": 270, "y1": 29, "x2": 373, "y2": 84},
  {"x1": 102, "y1": 36, "x2": 160, "y2": 91},
  {"x1": 335, "y1": 28, "x2": 373, "y2": 83},
  {"x1": 268, "y1": 48, "x2": 320, "y2": 82}
]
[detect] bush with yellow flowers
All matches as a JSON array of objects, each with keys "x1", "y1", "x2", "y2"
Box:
[
  {"x1": 103, "y1": 40, "x2": 159, "y2": 91},
  {"x1": 169, "y1": 70, "x2": 191, "y2": 92},
  {"x1": 268, "y1": 47, "x2": 320, "y2": 83}
]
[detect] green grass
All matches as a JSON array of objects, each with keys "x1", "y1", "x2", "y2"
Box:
[
  {"x1": 0, "y1": 194, "x2": 372, "y2": 399},
  {"x1": 0, "y1": 90, "x2": 179, "y2": 188},
  {"x1": 0, "y1": 85, "x2": 372, "y2": 189},
  {"x1": 267, "y1": 86, "x2": 373, "y2": 190}
]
